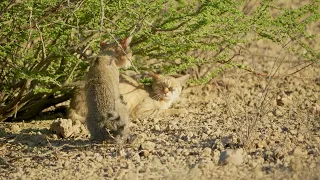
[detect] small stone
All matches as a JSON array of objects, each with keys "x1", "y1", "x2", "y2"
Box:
[
  {"x1": 51, "y1": 134, "x2": 58, "y2": 140},
  {"x1": 139, "y1": 150, "x2": 150, "y2": 157},
  {"x1": 290, "y1": 129, "x2": 298, "y2": 135},
  {"x1": 141, "y1": 141, "x2": 156, "y2": 152},
  {"x1": 119, "y1": 149, "x2": 126, "y2": 157},
  {"x1": 202, "y1": 147, "x2": 212, "y2": 157},
  {"x1": 257, "y1": 140, "x2": 268, "y2": 148},
  {"x1": 168, "y1": 156, "x2": 175, "y2": 162},
  {"x1": 50, "y1": 119, "x2": 73, "y2": 138},
  {"x1": 267, "y1": 112, "x2": 274, "y2": 117},
  {"x1": 297, "y1": 134, "x2": 304, "y2": 142},
  {"x1": 94, "y1": 153, "x2": 103, "y2": 162},
  {"x1": 10, "y1": 124, "x2": 21, "y2": 134},
  {"x1": 219, "y1": 148, "x2": 245, "y2": 165},
  {"x1": 273, "y1": 109, "x2": 283, "y2": 116},
  {"x1": 154, "y1": 125, "x2": 160, "y2": 131},
  {"x1": 293, "y1": 147, "x2": 307, "y2": 157}
]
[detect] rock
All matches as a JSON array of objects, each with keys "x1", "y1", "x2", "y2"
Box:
[
  {"x1": 297, "y1": 134, "x2": 304, "y2": 142},
  {"x1": 10, "y1": 124, "x2": 21, "y2": 134},
  {"x1": 292, "y1": 147, "x2": 307, "y2": 157},
  {"x1": 139, "y1": 150, "x2": 150, "y2": 157},
  {"x1": 94, "y1": 153, "x2": 103, "y2": 162},
  {"x1": 219, "y1": 148, "x2": 245, "y2": 165},
  {"x1": 141, "y1": 141, "x2": 156, "y2": 152},
  {"x1": 290, "y1": 129, "x2": 298, "y2": 135},
  {"x1": 50, "y1": 119, "x2": 73, "y2": 138},
  {"x1": 202, "y1": 147, "x2": 212, "y2": 157},
  {"x1": 154, "y1": 125, "x2": 160, "y2": 131},
  {"x1": 273, "y1": 109, "x2": 283, "y2": 116}
]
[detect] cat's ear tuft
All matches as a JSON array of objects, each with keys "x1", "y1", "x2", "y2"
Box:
[
  {"x1": 177, "y1": 74, "x2": 190, "y2": 86},
  {"x1": 120, "y1": 36, "x2": 132, "y2": 50}
]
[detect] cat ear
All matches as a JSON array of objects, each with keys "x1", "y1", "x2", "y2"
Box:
[
  {"x1": 120, "y1": 36, "x2": 132, "y2": 50},
  {"x1": 100, "y1": 41, "x2": 105, "y2": 49},
  {"x1": 176, "y1": 74, "x2": 190, "y2": 86},
  {"x1": 100, "y1": 41, "x2": 111, "y2": 50},
  {"x1": 149, "y1": 71, "x2": 160, "y2": 79}
]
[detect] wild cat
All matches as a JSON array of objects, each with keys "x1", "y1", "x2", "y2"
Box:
[
  {"x1": 85, "y1": 55, "x2": 129, "y2": 141},
  {"x1": 71, "y1": 71, "x2": 189, "y2": 123},
  {"x1": 68, "y1": 36, "x2": 132, "y2": 141},
  {"x1": 68, "y1": 36, "x2": 133, "y2": 124},
  {"x1": 120, "y1": 72, "x2": 190, "y2": 119}
]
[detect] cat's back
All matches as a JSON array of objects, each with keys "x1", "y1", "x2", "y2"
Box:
[
  {"x1": 119, "y1": 76, "x2": 149, "y2": 113},
  {"x1": 85, "y1": 55, "x2": 119, "y2": 110}
]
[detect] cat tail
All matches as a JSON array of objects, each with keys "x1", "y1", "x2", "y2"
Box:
[{"x1": 102, "y1": 111, "x2": 127, "y2": 139}]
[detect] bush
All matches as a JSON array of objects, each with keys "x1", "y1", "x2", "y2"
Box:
[{"x1": 0, "y1": 0, "x2": 319, "y2": 121}]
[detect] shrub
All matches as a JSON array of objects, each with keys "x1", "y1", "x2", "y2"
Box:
[{"x1": 0, "y1": 0, "x2": 319, "y2": 121}]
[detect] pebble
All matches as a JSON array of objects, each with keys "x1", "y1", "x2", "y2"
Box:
[
  {"x1": 94, "y1": 153, "x2": 103, "y2": 162},
  {"x1": 154, "y1": 125, "x2": 160, "y2": 131},
  {"x1": 297, "y1": 134, "x2": 304, "y2": 142},
  {"x1": 274, "y1": 109, "x2": 283, "y2": 116},
  {"x1": 141, "y1": 141, "x2": 156, "y2": 152},
  {"x1": 219, "y1": 148, "x2": 245, "y2": 165},
  {"x1": 290, "y1": 129, "x2": 298, "y2": 135},
  {"x1": 293, "y1": 147, "x2": 307, "y2": 157},
  {"x1": 202, "y1": 147, "x2": 212, "y2": 157},
  {"x1": 10, "y1": 124, "x2": 21, "y2": 134}
]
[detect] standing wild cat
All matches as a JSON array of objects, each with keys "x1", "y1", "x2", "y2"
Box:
[
  {"x1": 120, "y1": 72, "x2": 190, "y2": 119},
  {"x1": 85, "y1": 54, "x2": 129, "y2": 141},
  {"x1": 68, "y1": 36, "x2": 133, "y2": 124}
]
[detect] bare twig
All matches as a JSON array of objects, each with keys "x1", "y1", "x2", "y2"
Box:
[
  {"x1": 24, "y1": 8, "x2": 33, "y2": 54},
  {"x1": 35, "y1": 23, "x2": 47, "y2": 60},
  {"x1": 99, "y1": 0, "x2": 105, "y2": 33},
  {"x1": 0, "y1": 79, "x2": 31, "y2": 121}
]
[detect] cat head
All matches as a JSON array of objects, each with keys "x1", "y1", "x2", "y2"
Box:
[
  {"x1": 150, "y1": 72, "x2": 190, "y2": 102},
  {"x1": 100, "y1": 36, "x2": 133, "y2": 69}
]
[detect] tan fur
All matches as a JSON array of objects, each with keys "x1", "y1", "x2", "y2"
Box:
[
  {"x1": 68, "y1": 87, "x2": 86, "y2": 123},
  {"x1": 120, "y1": 73, "x2": 190, "y2": 119},
  {"x1": 85, "y1": 55, "x2": 129, "y2": 141}
]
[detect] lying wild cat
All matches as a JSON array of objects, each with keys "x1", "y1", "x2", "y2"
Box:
[
  {"x1": 120, "y1": 72, "x2": 190, "y2": 119},
  {"x1": 70, "y1": 71, "x2": 189, "y2": 123},
  {"x1": 68, "y1": 36, "x2": 133, "y2": 123}
]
